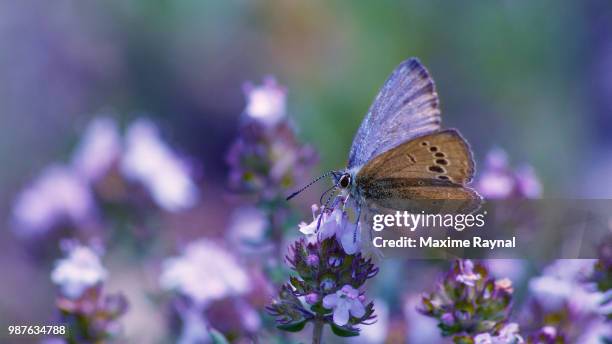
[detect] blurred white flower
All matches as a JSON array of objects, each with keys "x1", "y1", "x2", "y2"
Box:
[
  {"x1": 51, "y1": 243, "x2": 107, "y2": 298},
  {"x1": 121, "y1": 119, "x2": 198, "y2": 212},
  {"x1": 160, "y1": 239, "x2": 250, "y2": 307},
  {"x1": 71, "y1": 116, "x2": 121, "y2": 182},
  {"x1": 541, "y1": 259, "x2": 595, "y2": 281},
  {"x1": 528, "y1": 259, "x2": 603, "y2": 315},
  {"x1": 243, "y1": 76, "x2": 286, "y2": 127},
  {"x1": 322, "y1": 284, "x2": 366, "y2": 326},
  {"x1": 476, "y1": 148, "x2": 541, "y2": 199},
  {"x1": 486, "y1": 323, "x2": 523, "y2": 343},
  {"x1": 515, "y1": 165, "x2": 541, "y2": 198},
  {"x1": 12, "y1": 165, "x2": 94, "y2": 236},
  {"x1": 477, "y1": 172, "x2": 514, "y2": 199},
  {"x1": 227, "y1": 206, "x2": 268, "y2": 248}
]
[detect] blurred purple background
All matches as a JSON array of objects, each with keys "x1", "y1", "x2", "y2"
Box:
[{"x1": 1, "y1": 1, "x2": 611, "y2": 343}]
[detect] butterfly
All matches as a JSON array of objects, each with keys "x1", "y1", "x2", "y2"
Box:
[{"x1": 288, "y1": 58, "x2": 481, "y2": 236}]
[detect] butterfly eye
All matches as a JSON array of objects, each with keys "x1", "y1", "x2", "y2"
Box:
[{"x1": 339, "y1": 174, "x2": 351, "y2": 188}]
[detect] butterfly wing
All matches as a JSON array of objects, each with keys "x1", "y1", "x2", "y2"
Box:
[
  {"x1": 348, "y1": 58, "x2": 441, "y2": 169},
  {"x1": 355, "y1": 129, "x2": 481, "y2": 214}
]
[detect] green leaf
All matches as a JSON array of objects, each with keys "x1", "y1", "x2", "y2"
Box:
[
  {"x1": 330, "y1": 323, "x2": 360, "y2": 337},
  {"x1": 209, "y1": 329, "x2": 230, "y2": 344},
  {"x1": 453, "y1": 335, "x2": 474, "y2": 344},
  {"x1": 277, "y1": 319, "x2": 308, "y2": 332},
  {"x1": 310, "y1": 302, "x2": 330, "y2": 315}
]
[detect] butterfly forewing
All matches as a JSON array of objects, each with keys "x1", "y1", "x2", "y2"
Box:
[
  {"x1": 355, "y1": 129, "x2": 481, "y2": 214},
  {"x1": 348, "y1": 58, "x2": 441, "y2": 168}
]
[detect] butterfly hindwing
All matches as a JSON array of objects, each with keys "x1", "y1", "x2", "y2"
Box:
[
  {"x1": 355, "y1": 129, "x2": 481, "y2": 213},
  {"x1": 364, "y1": 182, "x2": 481, "y2": 214}
]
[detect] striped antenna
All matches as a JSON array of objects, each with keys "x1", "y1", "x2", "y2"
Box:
[{"x1": 286, "y1": 171, "x2": 337, "y2": 201}]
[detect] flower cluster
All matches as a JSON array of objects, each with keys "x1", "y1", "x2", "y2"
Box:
[
  {"x1": 226, "y1": 77, "x2": 317, "y2": 197},
  {"x1": 56, "y1": 288, "x2": 128, "y2": 343},
  {"x1": 159, "y1": 239, "x2": 251, "y2": 307},
  {"x1": 524, "y1": 259, "x2": 611, "y2": 342},
  {"x1": 51, "y1": 240, "x2": 128, "y2": 342},
  {"x1": 267, "y1": 235, "x2": 378, "y2": 338},
  {"x1": 12, "y1": 116, "x2": 199, "y2": 239},
  {"x1": 12, "y1": 165, "x2": 95, "y2": 238},
  {"x1": 419, "y1": 260, "x2": 519, "y2": 343},
  {"x1": 475, "y1": 148, "x2": 541, "y2": 199},
  {"x1": 159, "y1": 239, "x2": 262, "y2": 342}
]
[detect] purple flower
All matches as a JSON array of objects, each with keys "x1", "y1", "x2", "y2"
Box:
[
  {"x1": 12, "y1": 165, "x2": 94, "y2": 237},
  {"x1": 298, "y1": 201, "x2": 361, "y2": 254},
  {"x1": 441, "y1": 312, "x2": 455, "y2": 326},
  {"x1": 475, "y1": 148, "x2": 541, "y2": 199},
  {"x1": 526, "y1": 326, "x2": 564, "y2": 343},
  {"x1": 455, "y1": 259, "x2": 482, "y2": 287},
  {"x1": 160, "y1": 239, "x2": 250, "y2": 307},
  {"x1": 306, "y1": 254, "x2": 320, "y2": 266},
  {"x1": 419, "y1": 260, "x2": 514, "y2": 339},
  {"x1": 56, "y1": 288, "x2": 128, "y2": 342},
  {"x1": 226, "y1": 78, "x2": 316, "y2": 196},
  {"x1": 524, "y1": 259, "x2": 611, "y2": 343},
  {"x1": 528, "y1": 259, "x2": 602, "y2": 314},
  {"x1": 592, "y1": 234, "x2": 612, "y2": 294},
  {"x1": 51, "y1": 240, "x2": 128, "y2": 342},
  {"x1": 305, "y1": 293, "x2": 319, "y2": 304},
  {"x1": 323, "y1": 285, "x2": 366, "y2": 326},
  {"x1": 121, "y1": 118, "x2": 198, "y2": 212},
  {"x1": 267, "y1": 236, "x2": 377, "y2": 336}
]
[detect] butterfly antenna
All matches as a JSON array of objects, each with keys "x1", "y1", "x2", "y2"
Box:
[{"x1": 286, "y1": 171, "x2": 337, "y2": 201}]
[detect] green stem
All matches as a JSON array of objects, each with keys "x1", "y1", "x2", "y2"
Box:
[{"x1": 312, "y1": 319, "x2": 324, "y2": 344}]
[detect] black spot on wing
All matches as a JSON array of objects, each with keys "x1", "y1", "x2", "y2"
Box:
[{"x1": 428, "y1": 165, "x2": 445, "y2": 173}]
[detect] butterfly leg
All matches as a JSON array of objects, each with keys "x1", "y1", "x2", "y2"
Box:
[
  {"x1": 317, "y1": 187, "x2": 338, "y2": 230},
  {"x1": 320, "y1": 184, "x2": 338, "y2": 206},
  {"x1": 353, "y1": 202, "x2": 361, "y2": 243}
]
